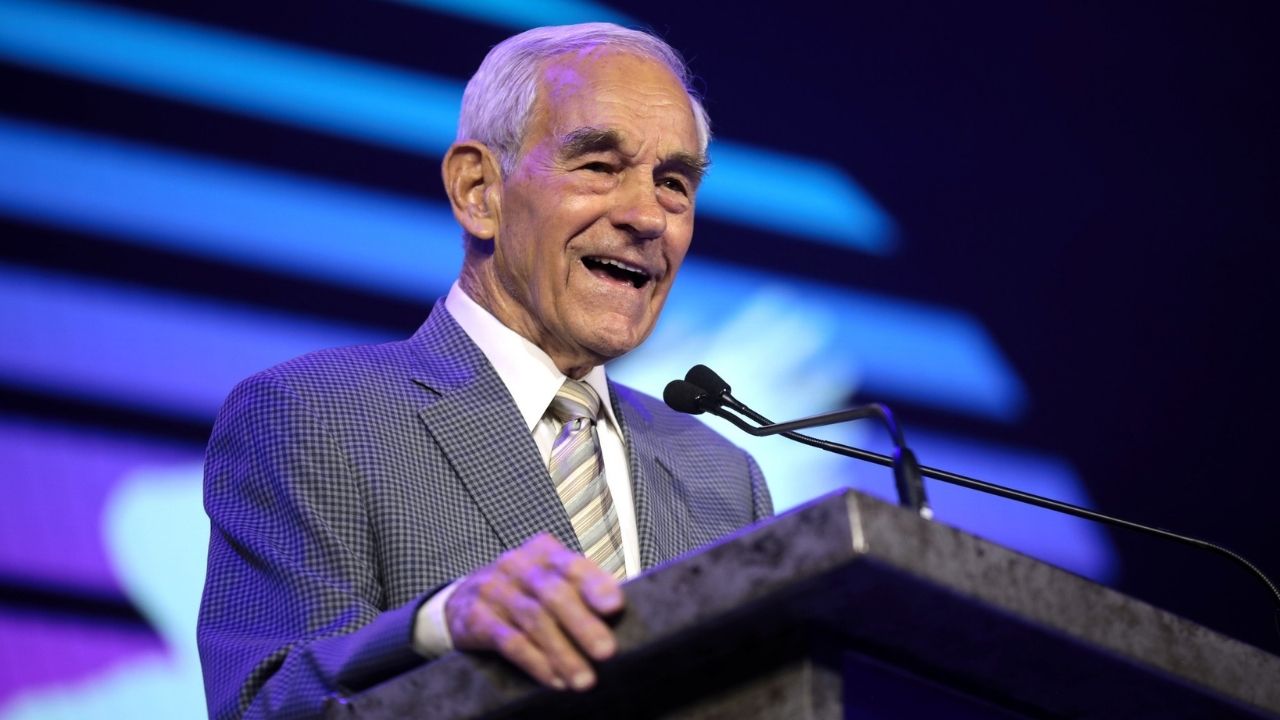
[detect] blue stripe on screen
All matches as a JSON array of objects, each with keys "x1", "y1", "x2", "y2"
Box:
[
  {"x1": 630, "y1": 262, "x2": 1027, "y2": 420},
  {"x1": 0, "y1": 0, "x2": 893, "y2": 253},
  {"x1": 0, "y1": 116, "x2": 463, "y2": 296},
  {"x1": 702, "y1": 141, "x2": 897, "y2": 254},
  {"x1": 0, "y1": 263, "x2": 395, "y2": 420},
  {"x1": 0, "y1": 117, "x2": 1020, "y2": 419},
  {"x1": 797, "y1": 424, "x2": 1115, "y2": 581},
  {"x1": 0, "y1": 0, "x2": 460, "y2": 153},
  {"x1": 380, "y1": 0, "x2": 636, "y2": 29}
]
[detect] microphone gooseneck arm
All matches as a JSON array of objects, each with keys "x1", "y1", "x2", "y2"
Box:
[
  {"x1": 672, "y1": 372, "x2": 930, "y2": 517},
  {"x1": 665, "y1": 370, "x2": 1280, "y2": 634}
]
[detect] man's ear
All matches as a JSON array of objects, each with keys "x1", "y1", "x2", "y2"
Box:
[{"x1": 441, "y1": 141, "x2": 504, "y2": 240}]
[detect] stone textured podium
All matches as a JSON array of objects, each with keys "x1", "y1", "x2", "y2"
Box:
[{"x1": 326, "y1": 490, "x2": 1280, "y2": 719}]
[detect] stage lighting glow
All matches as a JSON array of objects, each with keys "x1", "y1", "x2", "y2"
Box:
[
  {"x1": 0, "y1": 263, "x2": 394, "y2": 419},
  {"x1": 0, "y1": 119, "x2": 1011, "y2": 418},
  {"x1": 381, "y1": 0, "x2": 636, "y2": 29},
  {"x1": 0, "y1": 0, "x2": 893, "y2": 253},
  {"x1": 0, "y1": 117, "x2": 463, "y2": 296}
]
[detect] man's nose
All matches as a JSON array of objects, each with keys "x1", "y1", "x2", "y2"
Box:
[{"x1": 609, "y1": 174, "x2": 667, "y2": 240}]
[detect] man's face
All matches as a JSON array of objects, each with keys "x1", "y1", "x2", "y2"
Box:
[{"x1": 488, "y1": 50, "x2": 704, "y2": 375}]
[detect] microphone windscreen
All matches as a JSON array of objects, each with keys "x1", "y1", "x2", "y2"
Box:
[
  {"x1": 686, "y1": 364, "x2": 730, "y2": 395},
  {"x1": 663, "y1": 380, "x2": 707, "y2": 415}
]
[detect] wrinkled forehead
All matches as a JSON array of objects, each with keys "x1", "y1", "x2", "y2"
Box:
[{"x1": 526, "y1": 49, "x2": 699, "y2": 152}]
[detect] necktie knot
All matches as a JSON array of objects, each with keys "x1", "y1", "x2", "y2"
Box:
[{"x1": 549, "y1": 379, "x2": 602, "y2": 425}]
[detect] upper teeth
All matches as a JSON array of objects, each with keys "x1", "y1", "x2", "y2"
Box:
[{"x1": 596, "y1": 258, "x2": 646, "y2": 276}]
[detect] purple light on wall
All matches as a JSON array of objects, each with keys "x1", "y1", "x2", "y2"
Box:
[
  {"x1": 0, "y1": 263, "x2": 394, "y2": 421},
  {"x1": 839, "y1": 427, "x2": 1117, "y2": 581},
  {"x1": 0, "y1": 609, "x2": 164, "y2": 709},
  {"x1": 0, "y1": 416, "x2": 201, "y2": 594}
]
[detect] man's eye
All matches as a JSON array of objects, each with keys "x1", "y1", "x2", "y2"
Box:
[
  {"x1": 580, "y1": 161, "x2": 614, "y2": 173},
  {"x1": 660, "y1": 177, "x2": 689, "y2": 196}
]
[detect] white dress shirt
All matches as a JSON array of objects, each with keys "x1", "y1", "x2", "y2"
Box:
[{"x1": 413, "y1": 283, "x2": 639, "y2": 656}]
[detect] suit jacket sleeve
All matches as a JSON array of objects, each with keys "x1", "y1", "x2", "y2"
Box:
[{"x1": 198, "y1": 370, "x2": 430, "y2": 720}]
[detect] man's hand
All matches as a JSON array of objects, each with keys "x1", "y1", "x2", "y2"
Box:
[{"x1": 444, "y1": 533, "x2": 624, "y2": 691}]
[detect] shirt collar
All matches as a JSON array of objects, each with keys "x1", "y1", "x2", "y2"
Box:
[{"x1": 445, "y1": 282, "x2": 618, "y2": 432}]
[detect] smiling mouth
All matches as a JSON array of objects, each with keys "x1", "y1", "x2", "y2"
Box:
[{"x1": 582, "y1": 256, "x2": 652, "y2": 289}]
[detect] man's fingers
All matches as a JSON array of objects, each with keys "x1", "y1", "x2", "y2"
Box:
[
  {"x1": 547, "y1": 546, "x2": 625, "y2": 615},
  {"x1": 524, "y1": 564, "x2": 617, "y2": 661},
  {"x1": 445, "y1": 535, "x2": 626, "y2": 692},
  {"x1": 484, "y1": 611, "x2": 566, "y2": 690},
  {"x1": 504, "y1": 581, "x2": 597, "y2": 688},
  {"x1": 579, "y1": 570, "x2": 624, "y2": 615},
  {"x1": 448, "y1": 586, "x2": 571, "y2": 690}
]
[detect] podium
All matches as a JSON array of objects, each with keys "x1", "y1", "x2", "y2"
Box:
[{"x1": 327, "y1": 490, "x2": 1280, "y2": 719}]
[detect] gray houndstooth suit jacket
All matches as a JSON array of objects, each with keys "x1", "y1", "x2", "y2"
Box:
[{"x1": 198, "y1": 300, "x2": 773, "y2": 720}]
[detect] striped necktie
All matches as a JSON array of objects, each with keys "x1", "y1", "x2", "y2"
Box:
[{"x1": 547, "y1": 379, "x2": 626, "y2": 580}]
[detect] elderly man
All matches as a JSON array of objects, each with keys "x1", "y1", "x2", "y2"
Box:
[{"x1": 199, "y1": 23, "x2": 772, "y2": 719}]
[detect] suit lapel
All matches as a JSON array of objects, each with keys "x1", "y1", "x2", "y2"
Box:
[
  {"x1": 612, "y1": 384, "x2": 691, "y2": 569},
  {"x1": 408, "y1": 303, "x2": 581, "y2": 553}
]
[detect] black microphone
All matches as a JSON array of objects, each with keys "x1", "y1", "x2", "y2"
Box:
[
  {"x1": 665, "y1": 364, "x2": 1280, "y2": 643},
  {"x1": 667, "y1": 366, "x2": 931, "y2": 517},
  {"x1": 662, "y1": 379, "x2": 712, "y2": 415},
  {"x1": 685, "y1": 364, "x2": 736, "y2": 407}
]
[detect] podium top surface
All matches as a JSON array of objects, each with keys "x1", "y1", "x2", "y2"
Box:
[{"x1": 330, "y1": 489, "x2": 1280, "y2": 720}]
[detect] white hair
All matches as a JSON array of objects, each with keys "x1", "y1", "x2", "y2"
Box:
[{"x1": 456, "y1": 23, "x2": 712, "y2": 175}]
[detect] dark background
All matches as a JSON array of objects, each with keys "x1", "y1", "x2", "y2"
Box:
[
  {"x1": 2, "y1": 0, "x2": 1277, "y2": 690},
  {"x1": 650, "y1": 0, "x2": 1280, "y2": 652}
]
